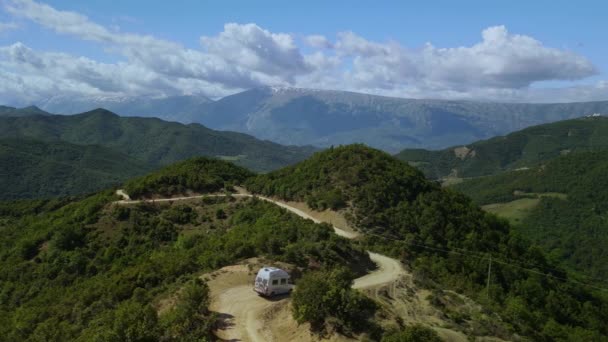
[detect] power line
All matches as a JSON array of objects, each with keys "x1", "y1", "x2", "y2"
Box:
[{"x1": 362, "y1": 230, "x2": 608, "y2": 292}]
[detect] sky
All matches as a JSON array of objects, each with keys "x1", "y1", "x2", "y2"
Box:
[{"x1": 0, "y1": 0, "x2": 607, "y2": 105}]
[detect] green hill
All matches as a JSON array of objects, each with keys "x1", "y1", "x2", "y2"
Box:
[
  {"x1": 0, "y1": 138, "x2": 152, "y2": 200},
  {"x1": 396, "y1": 116, "x2": 608, "y2": 179},
  {"x1": 247, "y1": 145, "x2": 608, "y2": 340},
  {"x1": 0, "y1": 159, "x2": 371, "y2": 341},
  {"x1": 123, "y1": 157, "x2": 255, "y2": 199},
  {"x1": 452, "y1": 150, "x2": 608, "y2": 281},
  {"x1": 2, "y1": 146, "x2": 607, "y2": 340},
  {"x1": 0, "y1": 109, "x2": 316, "y2": 173}
]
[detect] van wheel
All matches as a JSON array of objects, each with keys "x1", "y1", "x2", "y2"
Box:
[{"x1": 269, "y1": 292, "x2": 274, "y2": 297}]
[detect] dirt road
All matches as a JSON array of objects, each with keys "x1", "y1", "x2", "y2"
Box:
[
  {"x1": 211, "y1": 284, "x2": 284, "y2": 342},
  {"x1": 354, "y1": 252, "x2": 406, "y2": 290},
  {"x1": 116, "y1": 190, "x2": 405, "y2": 341}
]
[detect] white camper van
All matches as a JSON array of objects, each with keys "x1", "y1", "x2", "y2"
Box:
[{"x1": 253, "y1": 267, "x2": 292, "y2": 297}]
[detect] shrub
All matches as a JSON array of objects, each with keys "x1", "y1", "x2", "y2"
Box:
[
  {"x1": 382, "y1": 325, "x2": 442, "y2": 342},
  {"x1": 292, "y1": 268, "x2": 377, "y2": 333}
]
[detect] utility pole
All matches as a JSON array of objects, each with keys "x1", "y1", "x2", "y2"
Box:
[{"x1": 486, "y1": 254, "x2": 492, "y2": 300}]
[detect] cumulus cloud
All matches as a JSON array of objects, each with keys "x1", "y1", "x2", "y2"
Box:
[
  {"x1": 0, "y1": 0, "x2": 605, "y2": 105},
  {"x1": 201, "y1": 23, "x2": 309, "y2": 83},
  {"x1": 305, "y1": 35, "x2": 332, "y2": 49},
  {"x1": 330, "y1": 26, "x2": 597, "y2": 91}
]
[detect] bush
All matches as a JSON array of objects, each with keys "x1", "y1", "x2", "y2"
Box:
[
  {"x1": 161, "y1": 279, "x2": 215, "y2": 341},
  {"x1": 382, "y1": 325, "x2": 442, "y2": 342},
  {"x1": 292, "y1": 268, "x2": 377, "y2": 333}
]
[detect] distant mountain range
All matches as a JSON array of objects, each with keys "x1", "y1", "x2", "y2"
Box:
[
  {"x1": 33, "y1": 87, "x2": 608, "y2": 152},
  {"x1": 396, "y1": 116, "x2": 608, "y2": 179},
  {"x1": 39, "y1": 94, "x2": 212, "y2": 122},
  {"x1": 0, "y1": 105, "x2": 50, "y2": 117}
]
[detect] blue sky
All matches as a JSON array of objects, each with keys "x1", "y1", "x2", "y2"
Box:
[{"x1": 0, "y1": 0, "x2": 606, "y2": 104}]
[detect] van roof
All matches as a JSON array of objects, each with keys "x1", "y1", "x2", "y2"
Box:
[{"x1": 256, "y1": 266, "x2": 289, "y2": 278}]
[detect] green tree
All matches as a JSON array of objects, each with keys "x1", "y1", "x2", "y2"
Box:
[
  {"x1": 292, "y1": 268, "x2": 376, "y2": 333},
  {"x1": 111, "y1": 300, "x2": 160, "y2": 342}
]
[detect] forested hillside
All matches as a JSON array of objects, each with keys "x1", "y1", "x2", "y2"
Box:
[
  {"x1": 452, "y1": 150, "x2": 608, "y2": 281},
  {"x1": 123, "y1": 157, "x2": 255, "y2": 199},
  {"x1": 0, "y1": 159, "x2": 370, "y2": 341},
  {"x1": 396, "y1": 116, "x2": 608, "y2": 179},
  {"x1": 0, "y1": 109, "x2": 317, "y2": 173},
  {"x1": 247, "y1": 145, "x2": 608, "y2": 340},
  {"x1": 0, "y1": 139, "x2": 152, "y2": 200}
]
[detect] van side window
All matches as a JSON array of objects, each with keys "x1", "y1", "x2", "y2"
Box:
[
  {"x1": 272, "y1": 279, "x2": 278, "y2": 285},
  {"x1": 280, "y1": 278, "x2": 287, "y2": 284}
]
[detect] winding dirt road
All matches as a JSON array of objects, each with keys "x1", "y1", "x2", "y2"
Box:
[{"x1": 116, "y1": 189, "x2": 405, "y2": 341}]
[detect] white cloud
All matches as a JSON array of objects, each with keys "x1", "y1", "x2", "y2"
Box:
[
  {"x1": 304, "y1": 35, "x2": 332, "y2": 49},
  {"x1": 201, "y1": 23, "x2": 310, "y2": 82},
  {"x1": 0, "y1": 21, "x2": 18, "y2": 33},
  {"x1": 328, "y1": 26, "x2": 597, "y2": 91},
  {"x1": 0, "y1": 0, "x2": 604, "y2": 105}
]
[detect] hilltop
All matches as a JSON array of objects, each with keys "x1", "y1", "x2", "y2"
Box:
[
  {"x1": 0, "y1": 158, "x2": 371, "y2": 341},
  {"x1": 452, "y1": 150, "x2": 608, "y2": 280},
  {"x1": 0, "y1": 109, "x2": 316, "y2": 173},
  {"x1": 123, "y1": 157, "x2": 255, "y2": 199},
  {"x1": 0, "y1": 138, "x2": 151, "y2": 200},
  {"x1": 396, "y1": 116, "x2": 608, "y2": 179},
  {"x1": 247, "y1": 145, "x2": 608, "y2": 340}
]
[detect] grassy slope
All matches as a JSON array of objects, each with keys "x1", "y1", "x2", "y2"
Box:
[
  {"x1": 0, "y1": 109, "x2": 317, "y2": 172},
  {"x1": 0, "y1": 138, "x2": 152, "y2": 200},
  {"x1": 452, "y1": 150, "x2": 608, "y2": 281},
  {"x1": 396, "y1": 116, "x2": 608, "y2": 179},
  {"x1": 246, "y1": 144, "x2": 608, "y2": 340}
]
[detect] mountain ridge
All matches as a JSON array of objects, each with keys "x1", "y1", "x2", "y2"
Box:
[
  {"x1": 0, "y1": 109, "x2": 317, "y2": 173},
  {"x1": 396, "y1": 116, "x2": 608, "y2": 179},
  {"x1": 31, "y1": 87, "x2": 608, "y2": 153}
]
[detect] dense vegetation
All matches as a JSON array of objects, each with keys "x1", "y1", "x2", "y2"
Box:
[
  {"x1": 124, "y1": 157, "x2": 254, "y2": 199},
  {"x1": 453, "y1": 150, "x2": 608, "y2": 281},
  {"x1": 247, "y1": 144, "x2": 608, "y2": 340},
  {"x1": 382, "y1": 325, "x2": 442, "y2": 342},
  {"x1": 0, "y1": 138, "x2": 152, "y2": 200},
  {"x1": 292, "y1": 268, "x2": 378, "y2": 335},
  {"x1": 0, "y1": 188, "x2": 371, "y2": 340},
  {"x1": 0, "y1": 109, "x2": 316, "y2": 173},
  {"x1": 396, "y1": 116, "x2": 608, "y2": 179}
]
